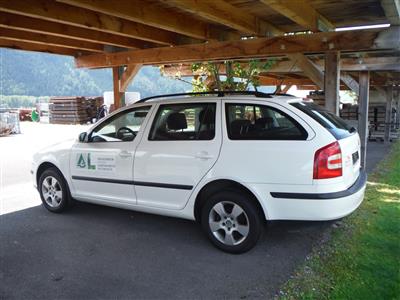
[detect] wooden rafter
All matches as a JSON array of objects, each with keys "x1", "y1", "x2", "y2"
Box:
[
  {"x1": 57, "y1": 0, "x2": 237, "y2": 41},
  {"x1": 75, "y1": 27, "x2": 400, "y2": 68},
  {"x1": 0, "y1": 0, "x2": 190, "y2": 46},
  {"x1": 286, "y1": 53, "x2": 324, "y2": 89},
  {"x1": 0, "y1": 38, "x2": 89, "y2": 56},
  {"x1": 0, "y1": 27, "x2": 103, "y2": 53},
  {"x1": 381, "y1": 0, "x2": 400, "y2": 25},
  {"x1": 260, "y1": 0, "x2": 334, "y2": 31},
  {"x1": 0, "y1": 12, "x2": 150, "y2": 49},
  {"x1": 165, "y1": 0, "x2": 282, "y2": 36},
  {"x1": 340, "y1": 72, "x2": 360, "y2": 95},
  {"x1": 120, "y1": 64, "x2": 142, "y2": 92}
]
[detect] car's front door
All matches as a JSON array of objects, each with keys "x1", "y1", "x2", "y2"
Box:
[
  {"x1": 134, "y1": 101, "x2": 222, "y2": 210},
  {"x1": 70, "y1": 105, "x2": 152, "y2": 204}
]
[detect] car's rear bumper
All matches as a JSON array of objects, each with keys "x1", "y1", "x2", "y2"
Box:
[{"x1": 256, "y1": 170, "x2": 367, "y2": 221}]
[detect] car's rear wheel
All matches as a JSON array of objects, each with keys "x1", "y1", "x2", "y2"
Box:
[
  {"x1": 201, "y1": 190, "x2": 263, "y2": 253},
  {"x1": 39, "y1": 168, "x2": 71, "y2": 213}
]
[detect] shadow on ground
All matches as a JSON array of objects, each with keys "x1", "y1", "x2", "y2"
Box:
[{"x1": 0, "y1": 201, "x2": 331, "y2": 299}]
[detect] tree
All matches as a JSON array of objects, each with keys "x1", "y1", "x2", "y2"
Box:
[
  {"x1": 194, "y1": 60, "x2": 275, "y2": 92},
  {"x1": 161, "y1": 60, "x2": 275, "y2": 92}
]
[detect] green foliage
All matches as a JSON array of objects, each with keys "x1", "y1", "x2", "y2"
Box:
[
  {"x1": 190, "y1": 60, "x2": 275, "y2": 92},
  {"x1": 0, "y1": 95, "x2": 49, "y2": 108},
  {"x1": 279, "y1": 142, "x2": 400, "y2": 300},
  {"x1": 0, "y1": 48, "x2": 191, "y2": 101}
]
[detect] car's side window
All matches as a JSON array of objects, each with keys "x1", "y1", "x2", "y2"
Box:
[
  {"x1": 149, "y1": 103, "x2": 216, "y2": 141},
  {"x1": 89, "y1": 106, "x2": 151, "y2": 142},
  {"x1": 225, "y1": 103, "x2": 307, "y2": 140}
]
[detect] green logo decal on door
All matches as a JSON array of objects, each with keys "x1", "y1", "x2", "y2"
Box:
[
  {"x1": 77, "y1": 153, "x2": 86, "y2": 168},
  {"x1": 77, "y1": 153, "x2": 96, "y2": 170}
]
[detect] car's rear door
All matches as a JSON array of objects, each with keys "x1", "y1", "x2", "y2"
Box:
[
  {"x1": 218, "y1": 100, "x2": 316, "y2": 185},
  {"x1": 133, "y1": 100, "x2": 222, "y2": 210},
  {"x1": 69, "y1": 105, "x2": 152, "y2": 204}
]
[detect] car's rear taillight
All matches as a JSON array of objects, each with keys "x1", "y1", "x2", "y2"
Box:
[{"x1": 313, "y1": 141, "x2": 342, "y2": 179}]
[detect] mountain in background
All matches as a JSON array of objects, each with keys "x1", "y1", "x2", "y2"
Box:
[{"x1": 0, "y1": 48, "x2": 191, "y2": 98}]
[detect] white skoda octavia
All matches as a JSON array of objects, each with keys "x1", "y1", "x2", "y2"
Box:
[{"x1": 32, "y1": 92, "x2": 366, "y2": 253}]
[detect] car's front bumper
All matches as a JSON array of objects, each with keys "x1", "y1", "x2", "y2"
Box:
[{"x1": 252, "y1": 170, "x2": 367, "y2": 221}]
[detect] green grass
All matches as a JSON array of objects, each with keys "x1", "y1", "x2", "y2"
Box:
[{"x1": 278, "y1": 142, "x2": 400, "y2": 300}]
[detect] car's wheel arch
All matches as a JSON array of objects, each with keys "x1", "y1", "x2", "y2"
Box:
[
  {"x1": 193, "y1": 179, "x2": 267, "y2": 222},
  {"x1": 36, "y1": 162, "x2": 65, "y2": 187}
]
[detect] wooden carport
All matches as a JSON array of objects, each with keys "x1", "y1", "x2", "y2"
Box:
[{"x1": 0, "y1": 0, "x2": 399, "y2": 166}]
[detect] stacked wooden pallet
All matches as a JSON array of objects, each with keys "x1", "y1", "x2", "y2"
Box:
[
  {"x1": 340, "y1": 104, "x2": 358, "y2": 120},
  {"x1": 49, "y1": 96, "x2": 104, "y2": 124},
  {"x1": 306, "y1": 91, "x2": 325, "y2": 106}
]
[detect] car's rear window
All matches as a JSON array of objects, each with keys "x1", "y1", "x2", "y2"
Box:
[{"x1": 291, "y1": 102, "x2": 355, "y2": 140}]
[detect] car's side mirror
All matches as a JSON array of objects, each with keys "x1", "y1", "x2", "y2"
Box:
[{"x1": 78, "y1": 132, "x2": 87, "y2": 142}]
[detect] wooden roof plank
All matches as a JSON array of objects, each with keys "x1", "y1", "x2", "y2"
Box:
[
  {"x1": 57, "y1": 0, "x2": 233, "y2": 41},
  {"x1": 165, "y1": 0, "x2": 282, "y2": 36},
  {"x1": 0, "y1": 38, "x2": 90, "y2": 56},
  {"x1": 0, "y1": 0, "x2": 187, "y2": 45},
  {"x1": 0, "y1": 27, "x2": 104, "y2": 52},
  {"x1": 0, "y1": 12, "x2": 152, "y2": 49},
  {"x1": 260, "y1": 0, "x2": 335, "y2": 31},
  {"x1": 75, "y1": 27, "x2": 400, "y2": 68}
]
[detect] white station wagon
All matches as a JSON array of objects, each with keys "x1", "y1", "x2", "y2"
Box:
[{"x1": 32, "y1": 92, "x2": 367, "y2": 253}]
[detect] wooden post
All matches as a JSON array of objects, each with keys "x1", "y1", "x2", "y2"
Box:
[
  {"x1": 112, "y1": 66, "x2": 121, "y2": 109},
  {"x1": 112, "y1": 66, "x2": 126, "y2": 109},
  {"x1": 358, "y1": 71, "x2": 370, "y2": 168},
  {"x1": 384, "y1": 85, "x2": 393, "y2": 143},
  {"x1": 324, "y1": 51, "x2": 340, "y2": 115}
]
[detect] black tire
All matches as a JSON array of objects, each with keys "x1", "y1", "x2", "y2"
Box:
[
  {"x1": 38, "y1": 167, "x2": 72, "y2": 213},
  {"x1": 201, "y1": 190, "x2": 263, "y2": 254}
]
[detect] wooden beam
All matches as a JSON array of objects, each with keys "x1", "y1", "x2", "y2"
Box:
[
  {"x1": 0, "y1": 12, "x2": 150, "y2": 49},
  {"x1": 381, "y1": 0, "x2": 400, "y2": 25},
  {"x1": 162, "y1": 56, "x2": 400, "y2": 77},
  {"x1": 281, "y1": 85, "x2": 292, "y2": 93},
  {"x1": 341, "y1": 72, "x2": 360, "y2": 95},
  {"x1": 75, "y1": 27, "x2": 400, "y2": 68},
  {"x1": 113, "y1": 67, "x2": 123, "y2": 109},
  {"x1": 384, "y1": 85, "x2": 393, "y2": 143},
  {"x1": 57, "y1": 0, "x2": 235, "y2": 41},
  {"x1": 258, "y1": 76, "x2": 315, "y2": 86},
  {"x1": 0, "y1": 27, "x2": 104, "y2": 52},
  {"x1": 260, "y1": 0, "x2": 334, "y2": 32},
  {"x1": 0, "y1": 38, "x2": 89, "y2": 56},
  {"x1": 120, "y1": 64, "x2": 142, "y2": 92},
  {"x1": 324, "y1": 51, "x2": 340, "y2": 114},
  {"x1": 358, "y1": 71, "x2": 370, "y2": 167},
  {"x1": 165, "y1": 0, "x2": 282, "y2": 36},
  {"x1": 0, "y1": 0, "x2": 187, "y2": 46},
  {"x1": 287, "y1": 53, "x2": 324, "y2": 89}
]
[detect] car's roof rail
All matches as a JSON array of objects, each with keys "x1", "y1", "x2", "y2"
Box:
[{"x1": 136, "y1": 91, "x2": 278, "y2": 103}]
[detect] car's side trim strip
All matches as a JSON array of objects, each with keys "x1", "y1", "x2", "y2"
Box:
[
  {"x1": 72, "y1": 176, "x2": 134, "y2": 185},
  {"x1": 71, "y1": 176, "x2": 193, "y2": 190},
  {"x1": 270, "y1": 170, "x2": 367, "y2": 200},
  {"x1": 133, "y1": 181, "x2": 193, "y2": 190}
]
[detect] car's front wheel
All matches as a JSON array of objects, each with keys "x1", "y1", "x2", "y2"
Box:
[
  {"x1": 201, "y1": 190, "x2": 263, "y2": 254},
  {"x1": 39, "y1": 167, "x2": 71, "y2": 213}
]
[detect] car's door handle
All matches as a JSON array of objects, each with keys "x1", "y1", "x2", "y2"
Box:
[
  {"x1": 119, "y1": 150, "x2": 132, "y2": 158},
  {"x1": 195, "y1": 151, "x2": 213, "y2": 160}
]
